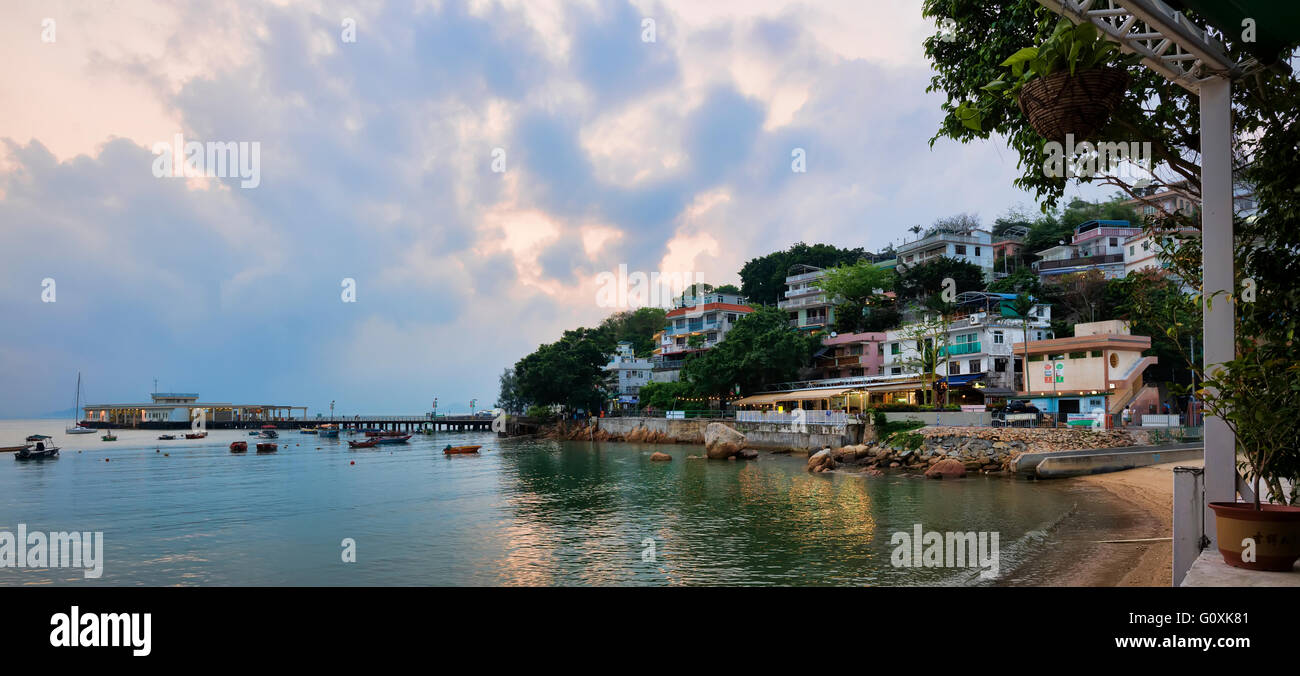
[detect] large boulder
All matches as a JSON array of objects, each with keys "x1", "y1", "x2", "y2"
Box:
[
  {"x1": 924, "y1": 458, "x2": 967, "y2": 479},
  {"x1": 807, "y1": 448, "x2": 836, "y2": 472},
  {"x1": 704, "y1": 423, "x2": 747, "y2": 460},
  {"x1": 649, "y1": 452, "x2": 672, "y2": 462}
]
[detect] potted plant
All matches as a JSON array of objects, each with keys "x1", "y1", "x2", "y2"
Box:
[
  {"x1": 1194, "y1": 341, "x2": 1300, "y2": 571},
  {"x1": 957, "y1": 18, "x2": 1138, "y2": 142}
]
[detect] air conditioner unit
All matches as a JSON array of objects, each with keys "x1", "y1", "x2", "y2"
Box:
[{"x1": 969, "y1": 316, "x2": 981, "y2": 326}]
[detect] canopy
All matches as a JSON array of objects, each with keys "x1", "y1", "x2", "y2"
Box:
[
  {"x1": 734, "y1": 388, "x2": 854, "y2": 406},
  {"x1": 940, "y1": 373, "x2": 986, "y2": 386},
  {"x1": 1169, "y1": 0, "x2": 1300, "y2": 67}
]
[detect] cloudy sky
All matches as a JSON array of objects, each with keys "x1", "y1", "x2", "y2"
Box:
[{"x1": 0, "y1": 0, "x2": 1100, "y2": 417}]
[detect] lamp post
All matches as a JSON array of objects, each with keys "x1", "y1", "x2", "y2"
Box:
[{"x1": 330, "y1": 400, "x2": 335, "y2": 420}]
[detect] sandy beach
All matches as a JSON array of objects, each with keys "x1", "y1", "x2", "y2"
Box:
[{"x1": 1006, "y1": 459, "x2": 1203, "y2": 587}]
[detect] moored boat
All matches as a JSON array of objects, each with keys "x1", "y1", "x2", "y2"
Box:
[
  {"x1": 257, "y1": 429, "x2": 278, "y2": 439},
  {"x1": 249, "y1": 431, "x2": 260, "y2": 436},
  {"x1": 317, "y1": 424, "x2": 339, "y2": 438},
  {"x1": 66, "y1": 373, "x2": 95, "y2": 434},
  {"x1": 375, "y1": 434, "x2": 412, "y2": 445},
  {"x1": 102, "y1": 432, "x2": 118, "y2": 441},
  {"x1": 15, "y1": 436, "x2": 59, "y2": 460},
  {"x1": 255, "y1": 442, "x2": 277, "y2": 453},
  {"x1": 230, "y1": 441, "x2": 247, "y2": 453},
  {"x1": 347, "y1": 437, "x2": 380, "y2": 449},
  {"x1": 300, "y1": 427, "x2": 318, "y2": 434},
  {"x1": 185, "y1": 432, "x2": 207, "y2": 439},
  {"x1": 158, "y1": 434, "x2": 176, "y2": 440},
  {"x1": 443, "y1": 445, "x2": 481, "y2": 455}
]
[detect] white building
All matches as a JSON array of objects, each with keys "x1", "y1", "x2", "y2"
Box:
[
  {"x1": 1033, "y1": 219, "x2": 1142, "y2": 282},
  {"x1": 881, "y1": 293, "x2": 1053, "y2": 401},
  {"x1": 896, "y1": 227, "x2": 994, "y2": 282},
  {"x1": 605, "y1": 341, "x2": 653, "y2": 408}
]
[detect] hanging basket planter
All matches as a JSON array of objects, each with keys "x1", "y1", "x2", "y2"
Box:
[{"x1": 1017, "y1": 67, "x2": 1129, "y2": 144}]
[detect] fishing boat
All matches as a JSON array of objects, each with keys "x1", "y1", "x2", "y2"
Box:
[
  {"x1": 375, "y1": 434, "x2": 412, "y2": 445},
  {"x1": 230, "y1": 441, "x2": 247, "y2": 453},
  {"x1": 158, "y1": 434, "x2": 176, "y2": 440},
  {"x1": 347, "y1": 437, "x2": 380, "y2": 449},
  {"x1": 255, "y1": 442, "x2": 277, "y2": 453},
  {"x1": 300, "y1": 427, "x2": 318, "y2": 434},
  {"x1": 443, "y1": 445, "x2": 481, "y2": 455},
  {"x1": 101, "y1": 431, "x2": 118, "y2": 441},
  {"x1": 185, "y1": 431, "x2": 207, "y2": 439},
  {"x1": 257, "y1": 429, "x2": 278, "y2": 439},
  {"x1": 364, "y1": 429, "x2": 406, "y2": 438},
  {"x1": 15, "y1": 436, "x2": 59, "y2": 460},
  {"x1": 317, "y1": 424, "x2": 339, "y2": 438},
  {"x1": 66, "y1": 373, "x2": 95, "y2": 434},
  {"x1": 249, "y1": 431, "x2": 260, "y2": 436}
]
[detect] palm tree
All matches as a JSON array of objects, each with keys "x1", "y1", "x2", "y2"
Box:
[{"x1": 1009, "y1": 292, "x2": 1037, "y2": 396}]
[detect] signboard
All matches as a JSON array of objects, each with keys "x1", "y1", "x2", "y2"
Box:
[{"x1": 666, "y1": 410, "x2": 686, "y2": 419}]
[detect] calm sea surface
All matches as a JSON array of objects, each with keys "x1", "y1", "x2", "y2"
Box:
[{"x1": 0, "y1": 419, "x2": 1107, "y2": 586}]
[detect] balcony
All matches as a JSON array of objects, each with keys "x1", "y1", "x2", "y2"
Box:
[
  {"x1": 785, "y1": 270, "x2": 825, "y2": 284},
  {"x1": 1036, "y1": 253, "x2": 1124, "y2": 272},
  {"x1": 939, "y1": 341, "x2": 981, "y2": 357},
  {"x1": 778, "y1": 295, "x2": 829, "y2": 310}
]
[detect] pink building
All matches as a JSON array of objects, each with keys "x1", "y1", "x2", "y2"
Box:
[{"x1": 816, "y1": 332, "x2": 887, "y2": 379}]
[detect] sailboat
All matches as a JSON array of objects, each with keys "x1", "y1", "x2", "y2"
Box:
[{"x1": 66, "y1": 372, "x2": 95, "y2": 434}]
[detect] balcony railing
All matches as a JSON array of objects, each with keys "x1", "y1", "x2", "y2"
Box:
[
  {"x1": 939, "y1": 341, "x2": 981, "y2": 357},
  {"x1": 784, "y1": 270, "x2": 825, "y2": 284},
  {"x1": 1036, "y1": 253, "x2": 1124, "y2": 271},
  {"x1": 777, "y1": 295, "x2": 829, "y2": 310}
]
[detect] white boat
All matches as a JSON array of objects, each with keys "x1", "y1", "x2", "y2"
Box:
[{"x1": 66, "y1": 372, "x2": 95, "y2": 434}]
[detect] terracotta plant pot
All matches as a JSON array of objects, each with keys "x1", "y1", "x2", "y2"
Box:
[
  {"x1": 1017, "y1": 67, "x2": 1129, "y2": 144},
  {"x1": 1208, "y1": 501, "x2": 1300, "y2": 571}
]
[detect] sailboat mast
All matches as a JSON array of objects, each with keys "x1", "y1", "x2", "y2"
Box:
[{"x1": 73, "y1": 372, "x2": 80, "y2": 424}]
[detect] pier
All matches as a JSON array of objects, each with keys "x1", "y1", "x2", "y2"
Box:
[{"x1": 83, "y1": 415, "x2": 494, "y2": 432}]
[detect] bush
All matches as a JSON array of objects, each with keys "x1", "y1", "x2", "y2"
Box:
[{"x1": 525, "y1": 404, "x2": 557, "y2": 422}]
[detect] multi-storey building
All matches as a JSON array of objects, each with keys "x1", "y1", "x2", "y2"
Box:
[
  {"x1": 604, "y1": 341, "x2": 653, "y2": 409},
  {"x1": 895, "y1": 227, "x2": 994, "y2": 281},
  {"x1": 1012, "y1": 320, "x2": 1160, "y2": 421},
  {"x1": 881, "y1": 292, "x2": 1053, "y2": 402},
  {"x1": 655, "y1": 292, "x2": 753, "y2": 361},
  {"x1": 778, "y1": 264, "x2": 835, "y2": 331},
  {"x1": 1032, "y1": 219, "x2": 1142, "y2": 282},
  {"x1": 815, "y1": 332, "x2": 887, "y2": 379}
]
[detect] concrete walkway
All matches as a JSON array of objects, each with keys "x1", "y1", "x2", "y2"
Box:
[{"x1": 1015, "y1": 442, "x2": 1204, "y2": 478}]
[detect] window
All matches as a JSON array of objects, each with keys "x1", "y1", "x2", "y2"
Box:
[
  {"x1": 1109, "y1": 237, "x2": 1118, "y2": 247},
  {"x1": 706, "y1": 332, "x2": 717, "y2": 342},
  {"x1": 1028, "y1": 354, "x2": 1044, "y2": 362},
  {"x1": 948, "y1": 362, "x2": 961, "y2": 375},
  {"x1": 1142, "y1": 240, "x2": 1150, "y2": 251},
  {"x1": 969, "y1": 359, "x2": 981, "y2": 373},
  {"x1": 955, "y1": 245, "x2": 967, "y2": 255},
  {"x1": 891, "y1": 367, "x2": 902, "y2": 375},
  {"x1": 1068, "y1": 351, "x2": 1088, "y2": 359},
  {"x1": 890, "y1": 343, "x2": 900, "y2": 355},
  {"x1": 727, "y1": 313, "x2": 737, "y2": 322},
  {"x1": 993, "y1": 331, "x2": 1004, "y2": 344},
  {"x1": 850, "y1": 368, "x2": 864, "y2": 377},
  {"x1": 1129, "y1": 245, "x2": 1135, "y2": 255},
  {"x1": 1089, "y1": 350, "x2": 1103, "y2": 358},
  {"x1": 994, "y1": 358, "x2": 1007, "y2": 373},
  {"x1": 974, "y1": 246, "x2": 981, "y2": 256}
]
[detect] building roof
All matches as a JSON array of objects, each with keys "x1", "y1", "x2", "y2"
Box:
[{"x1": 1011, "y1": 334, "x2": 1152, "y2": 354}]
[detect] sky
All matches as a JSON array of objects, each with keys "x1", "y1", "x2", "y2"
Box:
[{"x1": 0, "y1": 0, "x2": 1107, "y2": 418}]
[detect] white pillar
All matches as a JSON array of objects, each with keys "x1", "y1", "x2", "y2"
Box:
[{"x1": 1199, "y1": 75, "x2": 1234, "y2": 545}]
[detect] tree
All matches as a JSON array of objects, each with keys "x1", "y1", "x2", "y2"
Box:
[
  {"x1": 1007, "y1": 292, "x2": 1037, "y2": 395},
  {"x1": 713, "y1": 283, "x2": 741, "y2": 295},
  {"x1": 496, "y1": 368, "x2": 525, "y2": 414},
  {"x1": 598, "y1": 307, "x2": 667, "y2": 358},
  {"x1": 1104, "y1": 270, "x2": 1199, "y2": 384},
  {"x1": 513, "y1": 326, "x2": 615, "y2": 412},
  {"x1": 897, "y1": 317, "x2": 947, "y2": 406},
  {"x1": 986, "y1": 265, "x2": 1041, "y2": 296},
  {"x1": 638, "y1": 380, "x2": 698, "y2": 411},
  {"x1": 683, "y1": 306, "x2": 820, "y2": 396},
  {"x1": 896, "y1": 256, "x2": 984, "y2": 301},
  {"x1": 923, "y1": 294, "x2": 958, "y2": 405},
  {"x1": 738, "y1": 242, "x2": 866, "y2": 306},
  {"x1": 1044, "y1": 269, "x2": 1109, "y2": 326}
]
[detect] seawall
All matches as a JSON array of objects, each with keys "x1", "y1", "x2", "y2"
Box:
[{"x1": 571, "y1": 417, "x2": 866, "y2": 452}]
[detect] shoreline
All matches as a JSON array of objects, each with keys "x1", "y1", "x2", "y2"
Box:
[{"x1": 1003, "y1": 460, "x2": 1200, "y2": 586}]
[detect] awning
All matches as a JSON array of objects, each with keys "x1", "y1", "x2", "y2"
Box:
[{"x1": 734, "y1": 387, "x2": 854, "y2": 406}]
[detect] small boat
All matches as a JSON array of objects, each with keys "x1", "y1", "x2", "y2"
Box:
[
  {"x1": 374, "y1": 435, "x2": 412, "y2": 445},
  {"x1": 256, "y1": 442, "x2": 277, "y2": 453},
  {"x1": 185, "y1": 432, "x2": 207, "y2": 439},
  {"x1": 66, "y1": 373, "x2": 95, "y2": 434},
  {"x1": 249, "y1": 431, "x2": 260, "y2": 436},
  {"x1": 443, "y1": 445, "x2": 481, "y2": 455},
  {"x1": 230, "y1": 441, "x2": 248, "y2": 453},
  {"x1": 158, "y1": 434, "x2": 176, "y2": 440},
  {"x1": 364, "y1": 430, "x2": 406, "y2": 438},
  {"x1": 317, "y1": 424, "x2": 339, "y2": 438},
  {"x1": 101, "y1": 432, "x2": 118, "y2": 441},
  {"x1": 15, "y1": 437, "x2": 59, "y2": 460},
  {"x1": 257, "y1": 430, "x2": 278, "y2": 439},
  {"x1": 300, "y1": 427, "x2": 318, "y2": 434},
  {"x1": 347, "y1": 438, "x2": 380, "y2": 449}
]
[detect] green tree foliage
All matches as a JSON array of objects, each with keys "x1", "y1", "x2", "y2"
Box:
[
  {"x1": 1104, "y1": 271, "x2": 1199, "y2": 384},
  {"x1": 818, "y1": 261, "x2": 899, "y2": 333},
  {"x1": 637, "y1": 380, "x2": 699, "y2": 410},
  {"x1": 739, "y1": 242, "x2": 866, "y2": 306},
  {"x1": 496, "y1": 368, "x2": 525, "y2": 413},
  {"x1": 986, "y1": 265, "x2": 1041, "y2": 296},
  {"x1": 896, "y1": 256, "x2": 984, "y2": 301},
  {"x1": 598, "y1": 307, "x2": 667, "y2": 357},
  {"x1": 513, "y1": 327, "x2": 615, "y2": 412},
  {"x1": 683, "y1": 306, "x2": 820, "y2": 396}
]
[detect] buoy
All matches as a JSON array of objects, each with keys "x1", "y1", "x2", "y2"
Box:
[
  {"x1": 164, "y1": 453, "x2": 169, "y2": 457},
  {"x1": 350, "y1": 460, "x2": 355, "y2": 465},
  {"x1": 105, "y1": 458, "x2": 110, "y2": 462}
]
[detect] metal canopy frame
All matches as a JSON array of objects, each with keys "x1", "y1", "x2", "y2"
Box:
[
  {"x1": 1037, "y1": 0, "x2": 1246, "y2": 92},
  {"x1": 1034, "y1": 0, "x2": 1243, "y2": 583}
]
